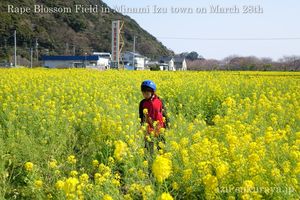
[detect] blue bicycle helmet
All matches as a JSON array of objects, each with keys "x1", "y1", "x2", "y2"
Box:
[{"x1": 141, "y1": 80, "x2": 156, "y2": 92}]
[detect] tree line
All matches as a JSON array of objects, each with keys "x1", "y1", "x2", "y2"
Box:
[{"x1": 181, "y1": 51, "x2": 300, "y2": 71}]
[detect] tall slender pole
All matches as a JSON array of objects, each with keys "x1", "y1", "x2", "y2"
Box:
[
  {"x1": 85, "y1": 53, "x2": 87, "y2": 68},
  {"x1": 35, "y1": 38, "x2": 39, "y2": 64},
  {"x1": 73, "y1": 45, "x2": 76, "y2": 56},
  {"x1": 133, "y1": 36, "x2": 137, "y2": 69},
  {"x1": 65, "y1": 42, "x2": 69, "y2": 55},
  {"x1": 30, "y1": 48, "x2": 33, "y2": 68},
  {"x1": 133, "y1": 36, "x2": 136, "y2": 53},
  {"x1": 14, "y1": 30, "x2": 17, "y2": 67}
]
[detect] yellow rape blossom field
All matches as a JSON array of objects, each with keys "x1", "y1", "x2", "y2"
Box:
[{"x1": 0, "y1": 68, "x2": 299, "y2": 200}]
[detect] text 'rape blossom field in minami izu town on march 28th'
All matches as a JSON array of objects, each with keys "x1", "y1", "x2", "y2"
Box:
[{"x1": 0, "y1": 68, "x2": 299, "y2": 200}]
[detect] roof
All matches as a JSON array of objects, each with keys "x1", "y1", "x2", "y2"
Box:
[
  {"x1": 92, "y1": 52, "x2": 111, "y2": 56},
  {"x1": 173, "y1": 56, "x2": 185, "y2": 63},
  {"x1": 123, "y1": 51, "x2": 144, "y2": 58},
  {"x1": 159, "y1": 56, "x2": 186, "y2": 63},
  {"x1": 159, "y1": 56, "x2": 173, "y2": 63},
  {"x1": 42, "y1": 55, "x2": 100, "y2": 61}
]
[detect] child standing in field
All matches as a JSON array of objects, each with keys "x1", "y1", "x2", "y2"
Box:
[{"x1": 139, "y1": 80, "x2": 169, "y2": 156}]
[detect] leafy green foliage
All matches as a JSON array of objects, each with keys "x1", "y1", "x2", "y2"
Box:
[{"x1": 0, "y1": 0, "x2": 171, "y2": 61}]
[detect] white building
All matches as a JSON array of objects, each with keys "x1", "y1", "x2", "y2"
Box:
[
  {"x1": 122, "y1": 51, "x2": 145, "y2": 70},
  {"x1": 159, "y1": 57, "x2": 175, "y2": 71},
  {"x1": 174, "y1": 56, "x2": 187, "y2": 71},
  {"x1": 159, "y1": 56, "x2": 187, "y2": 71},
  {"x1": 92, "y1": 52, "x2": 111, "y2": 69},
  {"x1": 42, "y1": 55, "x2": 110, "y2": 69}
]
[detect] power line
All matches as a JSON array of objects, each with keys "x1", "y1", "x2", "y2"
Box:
[{"x1": 157, "y1": 37, "x2": 300, "y2": 41}]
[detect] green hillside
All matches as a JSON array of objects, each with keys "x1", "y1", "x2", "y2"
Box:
[{"x1": 0, "y1": 0, "x2": 172, "y2": 63}]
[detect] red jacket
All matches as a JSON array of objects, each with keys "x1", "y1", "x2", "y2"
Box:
[{"x1": 139, "y1": 94, "x2": 166, "y2": 135}]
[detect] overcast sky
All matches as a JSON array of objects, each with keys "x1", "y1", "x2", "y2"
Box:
[{"x1": 104, "y1": 0, "x2": 300, "y2": 60}]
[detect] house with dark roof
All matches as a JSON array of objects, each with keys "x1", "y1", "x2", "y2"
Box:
[
  {"x1": 173, "y1": 56, "x2": 187, "y2": 71},
  {"x1": 41, "y1": 55, "x2": 110, "y2": 69},
  {"x1": 159, "y1": 57, "x2": 175, "y2": 71},
  {"x1": 159, "y1": 56, "x2": 187, "y2": 71}
]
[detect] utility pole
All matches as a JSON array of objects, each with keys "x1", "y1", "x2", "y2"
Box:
[
  {"x1": 133, "y1": 35, "x2": 136, "y2": 53},
  {"x1": 84, "y1": 52, "x2": 87, "y2": 68},
  {"x1": 30, "y1": 48, "x2": 33, "y2": 68},
  {"x1": 73, "y1": 45, "x2": 76, "y2": 56},
  {"x1": 133, "y1": 36, "x2": 137, "y2": 69},
  {"x1": 35, "y1": 38, "x2": 39, "y2": 64},
  {"x1": 65, "y1": 42, "x2": 69, "y2": 55},
  {"x1": 14, "y1": 30, "x2": 17, "y2": 67}
]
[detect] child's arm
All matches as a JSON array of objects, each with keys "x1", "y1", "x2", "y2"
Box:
[{"x1": 139, "y1": 99, "x2": 146, "y2": 126}]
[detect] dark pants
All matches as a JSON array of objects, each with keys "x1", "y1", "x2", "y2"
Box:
[
  {"x1": 144, "y1": 134, "x2": 166, "y2": 176},
  {"x1": 144, "y1": 134, "x2": 166, "y2": 154}
]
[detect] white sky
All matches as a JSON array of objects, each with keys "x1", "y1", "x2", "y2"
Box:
[{"x1": 104, "y1": 0, "x2": 300, "y2": 60}]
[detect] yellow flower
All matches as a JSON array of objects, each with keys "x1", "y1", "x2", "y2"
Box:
[
  {"x1": 143, "y1": 108, "x2": 148, "y2": 115},
  {"x1": 282, "y1": 161, "x2": 291, "y2": 173},
  {"x1": 98, "y1": 163, "x2": 111, "y2": 175},
  {"x1": 124, "y1": 194, "x2": 132, "y2": 200},
  {"x1": 243, "y1": 180, "x2": 255, "y2": 191},
  {"x1": 158, "y1": 192, "x2": 174, "y2": 200},
  {"x1": 152, "y1": 155, "x2": 172, "y2": 183},
  {"x1": 170, "y1": 141, "x2": 179, "y2": 151},
  {"x1": 203, "y1": 174, "x2": 218, "y2": 190},
  {"x1": 48, "y1": 159, "x2": 58, "y2": 169},
  {"x1": 108, "y1": 156, "x2": 115, "y2": 165},
  {"x1": 95, "y1": 173, "x2": 106, "y2": 185},
  {"x1": 159, "y1": 128, "x2": 165, "y2": 134},
  {"x1": 294, "y1": 162, "x2": 300, "y2": 174},
  {"x1": 183, "y1": 169, "x2": 192, "y2": 181},
  {"x1": 86, "y1": 183, "x2": 93, "y2": 191},
  {"x1": 55, "y1": 180, "x2": 65, "y2": 190},
  {"x1": 1, "y1": 67, "x2": 300, "y2": 199},
  {"x1": 47, "y1": 193, "x2": 53, "y2": 199},
  {"x1": 271, "y1": 168, "x2": 281, "y2": 179},
  {"x1": 223, "y1": 97, "x2": 236, "y2": 107},
  {"x1": 34, "y1": 180, "x2": 43, "y2": 189},
  {"x1": 114, "y1": 140, "x2": 128, "y2": 161},
  {"x1": 158, "y1": 142, "x2": 165, "y2": 149},
  {"x1": 158, "y1": 149, "x2": 164, "y2": 155},
  {"x1": 64, "y1": 177, "x2": 79, "y2": 194},
  {"x1": 66, "y1": 193, "x2": 76, "y2": 199},
  {"x1": 143, "y1": 160, "x2": 148, "y2": 168},
  {"x1": 192, "y1": 132, "x2": 201, "y2": 143},
  {"x1": 112, "y1": 179, "x2": 120, "y2": 187},
  {"x1": 70, "y1": 170, "x2": 78, "y2": 177},
  {"x1": 67, "y1": 155, "x2": 77, "y2": 164},
  {"x1": 92, "y1": 159, "x2": 99, "y2": 168},
  {"x1": 55, "y1": 170, "x2": 61, "y2": 175},
  {"x1": 80, "y1": 173, "x2": 89, "y2": 183},
  {"x1": 137, "y1": 169, "x2": 145, "y2": 179},
  {"x1": 138, "y1": 148, "x2": 144, "y2": 156},
  {"x1": 172, "y1": 182, "x2": 179, "y2": 190},
  {"x1": 145, "y1": 135, "x2": 151, "y2": 142},
  {"x1": 216, "y1": 163, "x2": 229, "y2": 178},
  {"x1": 144, "y1": 185, "x2": 153, "y2": 195},
  {"x1": 228, "y1": 195, "x2": 236, "y2": 200},
  {"x1": 241, "y1": 194, "x2": 251, "y2": 200},
  {"x1": 24, "y1": 162, "x2": 34, "y2": 171},
  {"x1": 103, "y1": 194, "x2": 113, "y2": 200}
]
